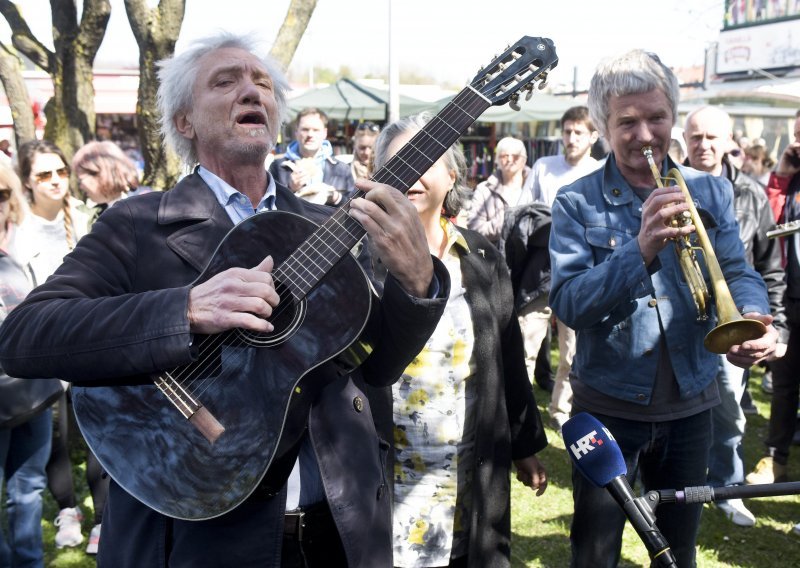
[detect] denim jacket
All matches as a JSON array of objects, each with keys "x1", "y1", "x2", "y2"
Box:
[{"x1": 549, "y1": 154, "x2": 769, "y2": 404}]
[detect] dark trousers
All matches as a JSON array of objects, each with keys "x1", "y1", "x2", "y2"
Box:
[
  {"x1": 569, "y1": 408, "x2": 711, "y2": 568},
  {"x1": 766, "y1": 301, "x2": 800, "y2": 463}
]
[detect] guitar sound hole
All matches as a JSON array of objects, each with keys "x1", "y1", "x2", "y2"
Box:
[{"x1": 236, "y1": 281, "x2": 306, "y2": 347}]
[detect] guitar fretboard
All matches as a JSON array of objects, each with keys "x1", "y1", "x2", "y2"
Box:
[{"x1": 274, "y1": 86, "x2": 492, "y2": 300}]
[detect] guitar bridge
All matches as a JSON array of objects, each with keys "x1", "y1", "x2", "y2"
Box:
[{"x1": 154, "y1": 375, "x2": 225, "y2": 443}]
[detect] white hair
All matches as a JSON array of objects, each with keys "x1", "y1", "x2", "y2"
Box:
[{"x1": 156, "y1": 31, "x2": 291, "y2": 166}]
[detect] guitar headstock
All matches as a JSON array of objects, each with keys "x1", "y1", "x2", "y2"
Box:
[{"x1": 470, "y1": 37, "x2": 558, "y2": 110}]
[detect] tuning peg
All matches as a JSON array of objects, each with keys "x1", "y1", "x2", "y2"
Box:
[
  {"x1": 525, "y1": 84, "x2": 534, "y2": 101},
  {"x1": 538, "y1": 72, "x2": 549, "y2": 90},
  {"x1": 509, "y1": 93, "x2": 521, "y2": 111}
]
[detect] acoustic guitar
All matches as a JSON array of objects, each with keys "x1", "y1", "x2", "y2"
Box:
[{"x1": 72, "y1": 36, "x2": 558, "y2": 520}]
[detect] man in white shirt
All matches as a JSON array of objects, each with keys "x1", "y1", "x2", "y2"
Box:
[{"x1": 531, "y1": 106, "x2": 601, "y2": 430}]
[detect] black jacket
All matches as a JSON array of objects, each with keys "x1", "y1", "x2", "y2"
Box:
[
  {"x1": 368, "y1": 226, "x2": 547, "y2": 568},
  {"x1": 724, "y1": 160, "x2": 788, "y2": 340},
  {"x1": 499, "y1": 202, "x2": 552, "y2": 312}
]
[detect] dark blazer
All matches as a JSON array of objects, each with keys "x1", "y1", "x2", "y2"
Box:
[
  {"x1": 0, "y1": 173, "x2": 448, "y2": 567},
  {"x1": 369, "y1": 226, "x2": 547, "y2": 568}
]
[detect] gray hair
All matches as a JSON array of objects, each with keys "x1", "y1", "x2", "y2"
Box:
[
  {"x1": 588, "y1": 49, "x2": 679, "y2": 139},
  {"x1": 495, "y1": 136, "x2": 527, "y2": 158},
  {"x1": 157, "y1": 31, "x2": 291, "y2": 166},
  {"x1": 373, "y1": 112, "x2": 469, "y2": 218}
]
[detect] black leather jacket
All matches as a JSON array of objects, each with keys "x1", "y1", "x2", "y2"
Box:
[
  {"x1": 723, "y1": 159, "x2": 788, "y2": 340},
  {"x1": 498, "y1": 202, "x2": 552, "y2": 312}
]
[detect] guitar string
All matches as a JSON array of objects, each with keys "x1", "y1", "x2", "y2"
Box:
[
  {"x1": 282, "y1": 88, "x2": 486, "y2": 295},
  {"x1": 159, "y1": 87, "x2": 494, "y2": 406}
]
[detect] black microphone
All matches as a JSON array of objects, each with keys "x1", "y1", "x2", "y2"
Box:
[
  {"x1": 562, "y1": 413, "x2": 678, "y2": 568},
  {"x1": 658, "y1": 481, "x2": 800, "y2": 504}
]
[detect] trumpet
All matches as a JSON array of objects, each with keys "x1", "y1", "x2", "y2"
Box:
[{"x1": 642, "y1": 147, "x2": 766, "y2": 354}]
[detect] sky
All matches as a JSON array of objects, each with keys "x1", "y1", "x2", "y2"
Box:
[{"x1": 6, "y1": 0, "x2": 728, "y2": 92}]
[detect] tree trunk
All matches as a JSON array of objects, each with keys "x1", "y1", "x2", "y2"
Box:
[
  {"x1": 270, "y1": 0, "x2": 318, "y2": 68},
  {"x1": 124, "y1": 0, "x2": 185, "y2": 191},
  {"x1": 0, "y1": 0, "x2": 110, "y2": 158},
  {"x1": 0, "y1": 43, "x2": 35, "y2": 147}
]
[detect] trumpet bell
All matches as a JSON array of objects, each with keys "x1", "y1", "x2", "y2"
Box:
[{"x1": 703, "y1": 318, "x2": 767, "y2": 354}]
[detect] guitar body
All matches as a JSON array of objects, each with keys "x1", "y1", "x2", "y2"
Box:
[{"x1": 72, "y1": 210, "x2": 372, "y2": 520}]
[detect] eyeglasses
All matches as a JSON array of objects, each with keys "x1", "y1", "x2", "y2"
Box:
[
  {"x1": 498, "y1": 153, "x2": 524, "y2": 161},
  {"x1": 356, "y1": 122, "x2": 380, "y2": 133},
  {"x1": 0, "y1": 189, "x2": 10, "y2": 203},
  {"x1": 33, "y1": 167, "x2": 69, "y2": 183}
]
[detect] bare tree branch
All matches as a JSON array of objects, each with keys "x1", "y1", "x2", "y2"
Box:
[
  {"x1": 0, "y1": 41, "x2": 35, "y2": 145},
  {"x1": 124, "y1": 0, "x2": 186, "y2": 189},
  {"x1": 77, "y1": 0, "x2": 112, "y2": 62},
  {"x1": 0, "y1": 0, "x2": 53, "y2": 70},
  {"x1": 269, "y1": 0, "x2": 318, "y2": 69}
]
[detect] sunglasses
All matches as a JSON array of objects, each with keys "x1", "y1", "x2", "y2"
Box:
[
  {"x1": 356, "y1": 122, "x2": 380, "y2": 133},
  {"x1": 0, "y1": 189, "x2": 10, "y2": 203},
  {"x1": 33, "y1": 167, "x2": 70, "y2": 183}
]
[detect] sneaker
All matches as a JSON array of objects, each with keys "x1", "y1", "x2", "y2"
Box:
[
  {"x1": 715, "y1": 499, "x2": 756, "y2": 527},
  {"x1": 54, "y1": 506, "x2": 84, "y2": 548},
  {"x1": 746, "y1": 456, "x2": 788, "y2": 484},
  {"x1": 85, "y1": 524, "x2": 101, "y2": 555}
]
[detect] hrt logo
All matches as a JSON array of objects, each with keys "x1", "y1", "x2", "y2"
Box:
[{"x1": 569, "y1": 427, "x2": 614, "y2": 461}]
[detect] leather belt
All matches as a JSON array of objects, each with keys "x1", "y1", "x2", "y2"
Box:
[{"x1": 283, "y1": 502, "x2": 333, "y2": 542}]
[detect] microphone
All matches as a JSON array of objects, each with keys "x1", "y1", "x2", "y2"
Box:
[
  {"x1": 562, "y1": 413, "x2": 678, "y2": 568},
  {"x1": 659, "y1": 481, "x2": 800, "y2": 504}
]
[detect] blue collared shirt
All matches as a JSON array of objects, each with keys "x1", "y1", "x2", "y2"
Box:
[{"x1": 197, "y1": 166, "x2": 277, "y2": 218}]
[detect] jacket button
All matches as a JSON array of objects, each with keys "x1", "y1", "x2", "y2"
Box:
[
  {"x1": 608, "y1": 237, "x2": 616, "y2": 247},
  {"x1": 643, "y1": 348, "x2": 654, "y2": 357},
  {"x1": 636, "y1": 393, "x2": 646, "y2": 401},
  {"x1": 612, "y1": 188, "x2": 621, "y2": 197},
  {"x1": 353, "y1": 396, "x2": 364, "y2": 412},
  {"x1": 648, "y1": 299, "x2": 658, "y2": 307}
]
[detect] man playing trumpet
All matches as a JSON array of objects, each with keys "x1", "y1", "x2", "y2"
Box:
[{"x1": 549, "y1": 50, "x2": 778, "y2": 567}]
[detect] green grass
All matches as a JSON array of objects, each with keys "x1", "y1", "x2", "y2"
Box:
[
  {"x1": 37, "y1": 364, "x2": 800, "y2": 567},
  {"x1": 510, "y1": 359, "x2": 800, "y2": 567}
]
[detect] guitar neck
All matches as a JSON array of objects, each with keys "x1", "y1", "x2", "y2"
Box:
[{"x1": 275, "y1": 86, "x2": 492, "y2": 300}]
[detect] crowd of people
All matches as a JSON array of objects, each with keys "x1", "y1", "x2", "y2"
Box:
[
  {"x1": 0, "y1": 137, "x2": 147, "y2": 565},
  {"x1": 0, "y1": 28, "x2": 798, "y2": 568}
]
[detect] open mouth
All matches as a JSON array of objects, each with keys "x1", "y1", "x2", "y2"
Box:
[{"x1": 236, "y1": 111, "x2": 266, "y2": 126}]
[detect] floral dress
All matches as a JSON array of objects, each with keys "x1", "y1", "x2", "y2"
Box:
[{"x1": 392, "y1": 219, "x2": 477, "y2": 567}]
